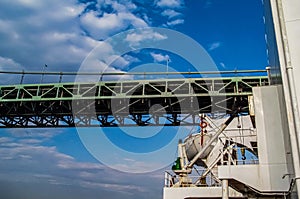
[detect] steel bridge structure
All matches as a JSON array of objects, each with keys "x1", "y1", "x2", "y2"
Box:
[{"x1": 0, "y1": 70, "x2": 269, "y2": 128}]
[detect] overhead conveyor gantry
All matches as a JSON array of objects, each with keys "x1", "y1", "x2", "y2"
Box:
[{"x1": 0, "y1": 71, "x2": 268, "y2": 128}]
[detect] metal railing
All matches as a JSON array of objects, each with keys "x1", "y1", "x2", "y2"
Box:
[
  {"x1": 0, "y1": 69, "x2": 269, "y2": 84},
  {"x1": 164, "y1": 169, "x2": 221, "y2": 188}
]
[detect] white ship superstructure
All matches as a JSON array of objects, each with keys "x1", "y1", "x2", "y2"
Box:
[
  {"x1": 163, "y1": 0, "x2": 300, "y2": 198},
  {"x1": 164, "y1": 86, "x2": 293, "y2": 198}
]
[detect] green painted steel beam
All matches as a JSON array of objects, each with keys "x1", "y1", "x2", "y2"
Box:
[
  {"x1": 0, "y1": 76, "x2": 268, "y2": 102},
  {"x1": 0, "y1": 75, "x2": 268, "y2": 127}
]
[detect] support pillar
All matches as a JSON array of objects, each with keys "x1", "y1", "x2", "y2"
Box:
[{"x1": 222, "y1": 179, "x2": 229, "y2": 199}]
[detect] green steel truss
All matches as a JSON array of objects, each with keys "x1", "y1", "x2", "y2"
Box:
[{"x1": 0, "y1": 76, "x2": 268, "y2": 128}]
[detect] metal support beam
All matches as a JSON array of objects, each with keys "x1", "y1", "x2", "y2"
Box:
[
  {"x1": 222, "y1": 179, "x2": 229, "y2": 199},
  {"x1": 0, "y1": 76, "x2": 268, "y2": 128}
]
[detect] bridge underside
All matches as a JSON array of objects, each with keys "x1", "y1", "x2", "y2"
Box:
[{"x1": 0, "y1": 76, "x2": 268, "y2": 128}]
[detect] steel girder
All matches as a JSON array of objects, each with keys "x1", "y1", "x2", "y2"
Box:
[{"x1": 0, "y1": 76, "x2": 268, "y2": 128}]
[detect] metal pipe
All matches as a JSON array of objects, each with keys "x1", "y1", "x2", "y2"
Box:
[
  {"x1": 276, "y1": 0, "x2": 300, "y2": 150},
  {"x1": 271, "y1": 0, "x2": 300, "y2": 197},
  {"x1": 266, "y1": 66, "x2": 272, "y2": 85},
  {"x1": 186, "y1": 123, "x2": 227, "y2": 168},
  {"x1": 182, "y1": 144, "x2": 189, "y2": 166},
  {"x1": 178, "y1": 140, "x2": 185, "y2": 170},
  {"x1": 222, "y1": 179, "x2": 229, "y2": 199},
  {"x1": 164, "y1": 172, "x2": 168, "y2": 187}
]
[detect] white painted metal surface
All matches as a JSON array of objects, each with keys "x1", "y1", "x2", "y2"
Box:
[
  {"x1": 218, "y1": 86, "x2": 290, "y2": 192},
  {"x1": 185, "y1": 133, "x2": 214, "y2": 166},
  {"x1": 222, "y1": 179, "x2": 229, "y2": 199},
  {"x1": 269, "y1": 0, "x2": 300, "y2": 197},
  {"x1": 163, "y1": 186, "x2": 243, "y2": 199},
  {"x1": 163, "y1": 0, "x2": 300, "y2": 197}
]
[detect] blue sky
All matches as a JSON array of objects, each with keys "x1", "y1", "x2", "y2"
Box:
[{"x1": 0, "y1": 0, "x2": 268, "y2": 199}]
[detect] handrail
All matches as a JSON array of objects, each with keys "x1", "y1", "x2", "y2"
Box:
[{"x1": 0, "y1": 69, "x2": 267, "y2": 76}]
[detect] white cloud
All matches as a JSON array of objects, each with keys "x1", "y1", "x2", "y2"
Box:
[
  {"x1": 7, "y1": 128, "x2": 64, "y2": 139},
  {"x1": 0, "y1": 0, "x2": 149, "y2": 77},
  {"x1": 167, "y1": 19, "x2": 184, "y2": 26},
  {"x1": 109, "y1": 0, "x2": 138, "y2": 13},
  {"x1": 0, "y1": 133, "x2": 163, "y2": 198},
  {"x1": 123, "y1": 54, "x2": 140, "y2": 64},
  {"x1": 80, "y1": 12, "x2": 124, "y2": 39},
  {"x1": 105, "y1": 54, "x2": 140, "y2": 70},
  {"x1": 80, "y1": 5, "x2": 148, "y2": 40},
  {"x1": 0, "y1": 0, "x2": 184, "y2": 80},
  {"x1": 161, "y1": 9, "x2": 182, "y2": 19},
  {"x1": 150, "y1": 52, "x2": 170, "y2": 63},
  {"x1": 0, "y1": 56, "x2": 24, "y2": 84},
  {"x1": 0, "y1": 1, "x2": 182, "y2": 197},
  {"x1": 0, "y1": 56, "x2": 23, "y2": 71},
  {"x1": 0, "y1": 0, "x2": 94, "y2": 73},
  {"x1": 0, "y1": 137, "x2": 13, "y2": 143},
  {"x1": 75, "y1": 40, "x2": 135, "y2": 82},
  {"x1": 79, "y1": 181, "x2": 145, "y2": 193},
  {"x1": 18, "y1": 139, "x2": 44, "y2": 144},
  {"x1": 125, "y1": 30, "x2": 167, "y2": 47},
  {"x1": 106, "y1": 55, "x2": 130, "y2": 69},
  {"x1": 220, "y1": 62, "x2": 226, "y2": 69},
  {"x1": 156, "y1": 0, "x2": 183, "y2": 8},
  {"x1": 112, "y1": 158, "x2": 168, "y2": 174},
  {"x1": 208, "y1": 42, "x2": 221, "y2": 51}
]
